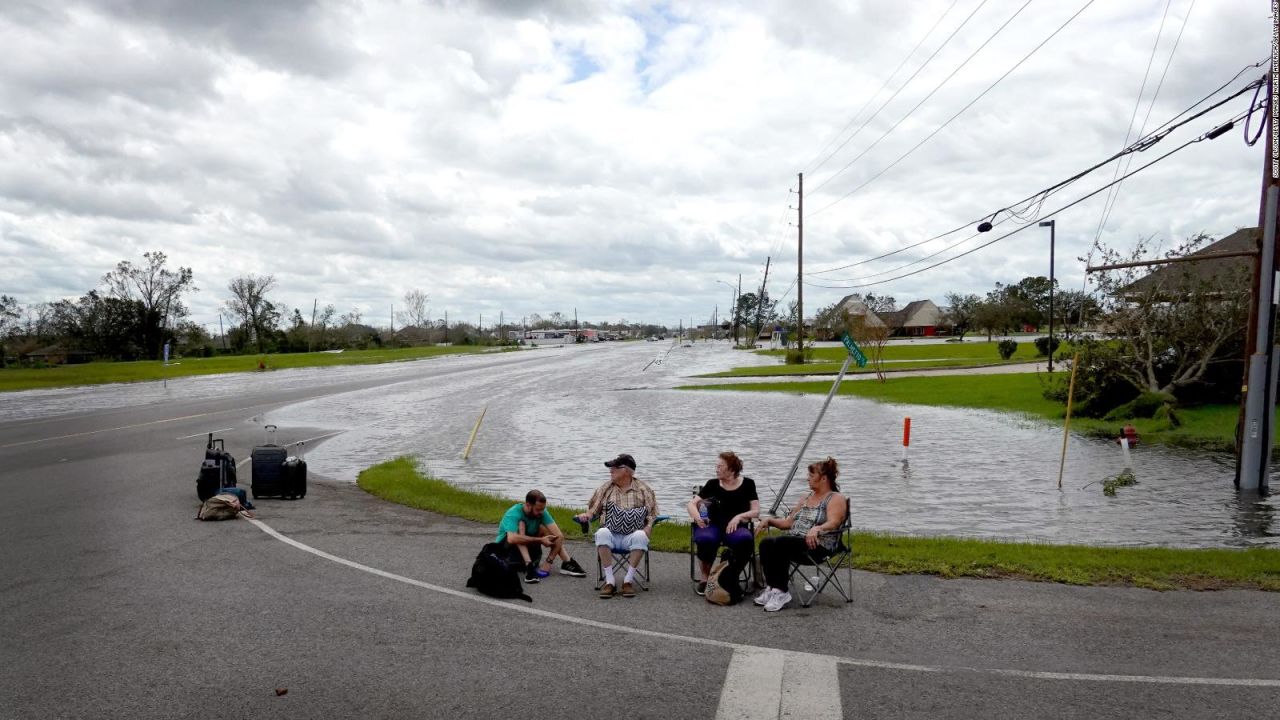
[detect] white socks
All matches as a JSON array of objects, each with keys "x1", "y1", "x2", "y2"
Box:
[
  {"x1": 603, "y1": 568, "x2": 615, "y2": 585},
  {"x1": 624, "y1": 567, "x2": 636, "y2": 583}
]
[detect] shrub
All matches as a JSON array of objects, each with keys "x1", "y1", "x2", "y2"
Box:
[
  {"x1": 997, "y1": 339, "x2": 1017, "y2": 360},
  {"x1": 1033, "y1": 336, "x2": 1061, "y2": 357},
  {"x1": 784, "y1": 347, "x2": 813, "y2": 365}
]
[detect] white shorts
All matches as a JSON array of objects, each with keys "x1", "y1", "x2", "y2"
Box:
[{"x1": 594, "y1": 527, "x2": 649, "y2": 552}]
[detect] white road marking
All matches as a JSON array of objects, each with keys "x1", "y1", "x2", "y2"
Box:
[
  {"x1": 716, "y1": 648, "x2": 785, "y2": 719},
  {"x1": 0, "y1": 405, "x2": 266, "y2": 449},
  {"x1": 176, "y1": 427, "x2": 235, "y2": 440},
  {"x1": 242, "y1": 517, "x2": 1280, "y2": 690},
  {"x1": 781, "y1": 652, "x2": 842, "y2": 719}
]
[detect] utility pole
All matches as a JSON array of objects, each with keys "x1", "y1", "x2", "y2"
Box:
[
  {"x1": 1039, "y1": 220, "x2": 1056, "y2": 372},
  {"x1": 308, "y1": 299, "x2": 317, "y2": 353},
  {"x1": 390, "y1": 304, "x2": 394, "y2": 334},
  {"x1": 797, "y1": 172, "x2": 804, "y2": 354},
  {"x1": 735, "y1": 273, "x2": 742, "y2": 346},
  {"x1": 444, "y1": 310, "x2": 448, "y2": 345},
  {"x1": 754, "y1": 256, "x2": 772, "y2": 343},
  {"x1": 1238, "y1": 6, "x2": 1280, "y2": 493}
]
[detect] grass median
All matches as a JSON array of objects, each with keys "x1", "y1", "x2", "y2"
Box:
[
  {"x1": 682, "y1": 372, "x2": 1279, "y2": 451},
  {"x1": 701, "y1": 340, "x2": 1047, "y2": 377},
  {"x1": 357, "y1": 456, "x2": 1280, "y2": 591},
  {"x1": 0, "y1": 344, "x2": 511, "y2": 392}
]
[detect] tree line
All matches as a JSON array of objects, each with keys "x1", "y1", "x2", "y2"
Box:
[{"x1": 0, "y1": 251, "x2": 673, "y2": 366}]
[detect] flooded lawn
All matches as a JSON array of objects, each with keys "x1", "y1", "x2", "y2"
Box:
[{"x1": 268, "y1": 342, "x2": 1278, "y2": 549}]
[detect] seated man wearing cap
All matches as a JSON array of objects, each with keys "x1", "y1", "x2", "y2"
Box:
[
  {"x1": 574, "y1": 453, "x2": 658, "y2": 598},
  {"x1": 497, "y1": 489, "x2": 587, "y2": 583}
]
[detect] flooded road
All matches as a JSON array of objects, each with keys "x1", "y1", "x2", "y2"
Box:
[{"x1": 6, "y1": 341, "x2": 1275, "y2": 547}]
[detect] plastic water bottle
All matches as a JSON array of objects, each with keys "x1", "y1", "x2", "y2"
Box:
[{"x1": 698, "y1": 502, "x2": 709, "y2": 524}]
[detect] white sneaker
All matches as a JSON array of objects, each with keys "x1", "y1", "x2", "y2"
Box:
[
  {"x1": 753, "y1": 588, "x2": 776, "y2": 606},
  {"x1": 764, "y1": 591, "x2": 792, "y2": 612}
]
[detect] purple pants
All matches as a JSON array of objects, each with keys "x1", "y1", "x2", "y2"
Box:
[{"x1": 693, "y1": 525, "x2": 754, "y2": 566}]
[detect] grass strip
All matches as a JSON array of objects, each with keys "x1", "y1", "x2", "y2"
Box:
[
  {"x1": 358, "y1": 457, "x2": 1280, "y2": 591},
  {"x1": 681, "y1": 373, "x2": 1280, "y2": 450},
  {"x1": 357, "y1": 457, "x2": 690, "y2": 551},
  {"x1": 0, "y1": 345, "x2": 510, "y2": 392},
  {"x1": 703, "y1": 341, "x2": 1049, "y2": 377}
]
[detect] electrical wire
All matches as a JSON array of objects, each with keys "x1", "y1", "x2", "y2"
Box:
[
  {"x1": 809, "y1": 0, "x2": 1096, "y2": 217},
  {"x1": 803, "y1": 72, "x2": 1262, "y2": 277},
  {"x1": 803, "y1": 0, "x2": 968, "y2": 176},
  {"x1": 809, "y1": 0, "x2": 1029, "y2": 196},
  {"x1": 803, "y1": 103, "x2": 1257, "y2": 290},
  {"x1": 1093, "y1": 0, "x2": 1195, "y2": 246}
]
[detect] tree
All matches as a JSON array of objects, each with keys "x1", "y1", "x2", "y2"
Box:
[
  {"x1": 48, "y1": 290, "x2": 146, "y2": 359},
  {"x1": 399, "y1": 289, "x2": 430, "y2": 329},
  {"x1": 101, "y1": 251, "x2": 196, "y2": 359},
  {"x1": 0, "y1": 295, "x2": 19, "y2": 367},
  {"x1": 225, "y1": 274, "x2": 281, "y2": 353},
  {"x1": 314, "y1": 304, "x2": 337, "y2": 349},
  {"x1": 943, "y1": 293, "x2": 980, "y2": 339},
  {"x1": 1054, "y1": 289, "x2": 1101, "y2": 341},
  {"x1": 1085, "y1": 233, "x2": 1248, "y2": 399},
  {"x1": 736, "y1": 291, "x2": 777, "y2": 341}
]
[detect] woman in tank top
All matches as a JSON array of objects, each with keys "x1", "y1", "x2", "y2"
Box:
[{"x1": 753, "y1": 456, "x2": 848, "y2": 612}]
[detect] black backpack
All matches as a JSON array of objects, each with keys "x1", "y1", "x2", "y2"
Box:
[{"x1": 465, "y1": 543, "x2": 532, "y2": 602}]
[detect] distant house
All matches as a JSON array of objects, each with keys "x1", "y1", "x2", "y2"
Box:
[
  {"x1": 836, "y1": 296, "x2": 940, "y2": 337},
  {"x1": 27, "y1": 346, "x2": 95, "y2": 365},
  {"x1": 835, "y1": 295, "x2": 887, "y2": 329},
  {"x1": 880, "y1": 299, "x2": 942, "y2": 337},
  {"x1": 1118, "y1": 227, "x2": 1258, "y2": 301}
]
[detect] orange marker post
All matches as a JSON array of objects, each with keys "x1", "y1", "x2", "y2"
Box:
[{"x1": 902, "y1": 417, "x2": 911, "y2": 461}]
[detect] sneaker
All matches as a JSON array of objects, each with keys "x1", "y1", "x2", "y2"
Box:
[
  {"x1": 753, "y1": 588, "x2": 776, "y2": 606},
  {"x1": 524, "y1": 566, "x2": 549, "y2": 583},
  {"x1": 764, "y1": 591, "x2": 792, "y2": 612},
  {"x1": 621, "y1": 582, "x2": 636, "y2": 598},
  {"x1": 695, "y1": 581, "x2": 708, "y2": 596},
  {"x1": 559, "y1": 558, "x2": 587, "y2": 577},
  {"x1": 599, "y1": 583, "x2": 616, "y2": 599}
]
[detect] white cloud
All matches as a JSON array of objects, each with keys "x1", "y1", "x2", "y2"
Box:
[{"x1": 0, "y1": 0, "x2": 1270, "y2": 329}]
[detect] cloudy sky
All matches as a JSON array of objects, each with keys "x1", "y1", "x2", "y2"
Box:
[{"x1": 0, "y1": 0, "x2": 1271, "y2": 331}]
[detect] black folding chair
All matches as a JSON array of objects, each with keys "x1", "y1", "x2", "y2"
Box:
[{"x1": 785, "y1": 513, "x2": 853, "y2": 607}]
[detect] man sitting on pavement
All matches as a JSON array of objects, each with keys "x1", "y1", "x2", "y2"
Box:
[
  {"x1": 574, "y1": 454, "x2": 658, "y2": 599},
  {"x1": 497, "y1": 489, "x2": 587, "y2": 582}
]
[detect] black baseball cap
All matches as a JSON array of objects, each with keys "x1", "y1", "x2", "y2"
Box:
[{"x1": 604, "y1": 453, "x2": 637, "y2": 470}]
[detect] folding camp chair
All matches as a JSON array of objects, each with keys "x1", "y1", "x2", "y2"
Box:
[
  {"x1": 593, "y1": 515, "x2": 669, "y2": 592},
  {"x1": 785, "y1": 513, "x2": 853, "y2": 607}
]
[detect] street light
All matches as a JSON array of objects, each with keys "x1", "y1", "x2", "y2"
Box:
[
  {"x1": 715, "y1": 279, "x2": 738, "y2": 345},
  {"x1": 1038, "y1": 219, "x2": 1056, "y2": 372}
]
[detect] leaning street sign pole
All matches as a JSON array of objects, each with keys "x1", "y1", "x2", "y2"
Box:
[{"x1": 769, "y1": 332, "x2": 865, "y2": 515}]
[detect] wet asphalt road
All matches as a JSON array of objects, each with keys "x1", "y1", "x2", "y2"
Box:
[{"x1": 2, "y1": 354, "x2": 1279, "y2": 719}]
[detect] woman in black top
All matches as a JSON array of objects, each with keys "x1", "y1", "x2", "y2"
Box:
[{"x1": 687, "y1": 451, "x2": 759, "y2": 595}]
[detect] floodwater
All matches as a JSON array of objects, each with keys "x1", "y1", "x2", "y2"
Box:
[{"x1": 6, "y1": 342, "x2": 1276, "y2": 547}]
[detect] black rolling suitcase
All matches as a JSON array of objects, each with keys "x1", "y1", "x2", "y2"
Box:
[
  {"x1": 252, "y1": 424, "x2": 304, "y2": 499},
  {"x1": 196, "y1": 433, "x2": 237, "y2": 501}
]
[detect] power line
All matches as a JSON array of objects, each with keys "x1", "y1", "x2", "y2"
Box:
[
  {"x1": 803, "y1": 0, "x2": 967, "y2": 176},
  {"x1": 809, "y1": 0, "x2": 1019, "y2": 196},
  {"x1": 803, "y1": 103, "x2": 1255, "y2": 290},
  {"x1": 1093, "y1": 0, "x2": 1196, "y2": 244},
  {"x1": 809, "y1": 0, "x2": 1097, "y2": 217},
  {"x1": 802, "y1": 67, "x2": 1263, "y2": 278}
]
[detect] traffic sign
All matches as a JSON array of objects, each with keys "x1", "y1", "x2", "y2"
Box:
[{"x1": 840, "y1": 332, "x2": 867, "y2": 367}]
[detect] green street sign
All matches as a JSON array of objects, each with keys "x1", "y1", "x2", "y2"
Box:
[{"x1": 840, "y1": 332, "x2": 868, "y2": 368}]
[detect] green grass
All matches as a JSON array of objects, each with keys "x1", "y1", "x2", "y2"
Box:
[
  {"x1": 0, "y1": 345, "x2": 510, "y2": 392},
  {"x1": 357, "y1": 457, "x2": 690, "y2": 551},
  {"x1": 703, "y1": 340, "x2": 1049, "y2": 377},
  {"x1": 358, "y1": 457, "x2": 1280, "y2": 590},
  {"x1": 683, "y1": 372, "x2": 1277, "y2": 450}
]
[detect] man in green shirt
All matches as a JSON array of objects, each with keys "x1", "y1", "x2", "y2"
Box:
[{"x1": 497, "y1": 489, "x2": 587, "y2": 583}]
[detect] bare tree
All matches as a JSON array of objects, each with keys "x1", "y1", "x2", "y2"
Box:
[
  {"x1": 225, "y1": 274, "x2": 280, "y2": 353},
  {"x1": 943, "y1": 293, "x2": 980, "y2": 339},
  {"x1": 0, "y1": 295, "x2": 18, "y2": 367},
  {"x1": 399, "y1": 289, "x2": 430, "y2": 329},
  {"x1": 102, "y1": 251, "x2": 196, "y2": 359}
]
